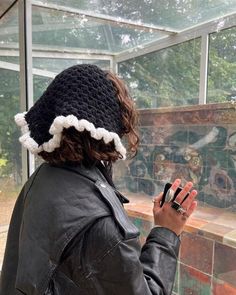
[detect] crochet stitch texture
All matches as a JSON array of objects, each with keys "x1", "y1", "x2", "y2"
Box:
[{"x1": 15, "y1": 64, "x2": 127, "y2": 158}]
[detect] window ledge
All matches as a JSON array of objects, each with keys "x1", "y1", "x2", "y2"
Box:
[{"x1": 124, "y1": 193, "x2": 236, "y2": 248}]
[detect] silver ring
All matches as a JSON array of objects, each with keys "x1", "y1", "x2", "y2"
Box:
[
  {"x1": 166, "y1": 188, "x2": 175, "y2": 202},
  {"x1": 177, "y1": 206, "x2": 187, "y2": 214}
]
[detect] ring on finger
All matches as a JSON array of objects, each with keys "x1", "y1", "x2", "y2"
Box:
[
  {"x1": 171, "y1": 201, "x2": 187, "y2": 215},
  {"x1": 171, "y1": 200, "x2": 181, "y2": 211},
  {"x1": 177, "y1": 206, "x2": 187, "y2": 214}
]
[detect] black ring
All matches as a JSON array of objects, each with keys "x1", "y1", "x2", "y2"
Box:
[{"x1": 171, "y1": 201, "x2": 181, "y2": 211}]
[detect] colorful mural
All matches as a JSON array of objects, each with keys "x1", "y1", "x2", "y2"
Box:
[
  {"x1": 115, "y1": 103, "x2": 236, "y2": 210},
  {"x1": 117, "y1": 103, "x2": 236, "y2": 295}
]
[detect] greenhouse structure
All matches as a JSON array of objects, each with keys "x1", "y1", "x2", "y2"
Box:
[{"x1": 0, "y1": 0, "x2": 236, "y2": 294}]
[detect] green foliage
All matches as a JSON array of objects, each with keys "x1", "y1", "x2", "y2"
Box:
[
  {"x1": 119, "y1": 27, "x2": 236, "y2": 108},
  {"x1": 208, "y1": 27, "x2": 236, "y2": 103},
  {"x1": 0, "y1": 69, "x2": 21, "y2": 181},
  {"x1": 0, "y1": 158, "x2": 7, "y2": 167},
  {"x1": 119, "y1": 39, "x2": 201, "y2": 107}
]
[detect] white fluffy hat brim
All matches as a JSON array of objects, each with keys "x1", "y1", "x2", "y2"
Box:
[{"x1": 14, "y1": 113, "x2": 126, "y2": 159}]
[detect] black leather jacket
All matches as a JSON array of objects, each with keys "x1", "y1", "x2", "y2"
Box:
[{"x1": 0, "y1": 163, "x2": 180, "y2": 295}]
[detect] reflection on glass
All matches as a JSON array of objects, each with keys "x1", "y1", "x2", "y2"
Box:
[
  {"x1": 119, "y1": 38, "x2": 200, "y2": 108},
  {"x1": 43, "y1": 0, "x2": 236, "y2": 30},
  {"x1": 0, "y1": 2, "x2": 19, "y2": 47},
  {"x1": 32, "y1": 6, "x2": 163, "y2": 53},
  {"x1": 208, "y1": 26, "x2": 236, "y2": 103}
]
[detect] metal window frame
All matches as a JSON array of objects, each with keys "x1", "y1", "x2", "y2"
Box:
[
  {"x1": 114, "y1": 12, "x2": 236, "y2": 105},
  {"x1": 0, "y1": 43, "x2": 114, "y2": 57},
  {"x1": 0, "y1": 49, "x2": 113, "y2": 61},
  {"x1": 199, "y1": 33, "x2": 209, "y2": 104},
  {"x1": 115, "y1": 11, "x2": 236, "y2": 62},
  {"x1": 19, "y1": 0, "x2": 34, "y2": 180},
  {"x1": 0, "y1": 60, "x2": 57, "y2": 78}
]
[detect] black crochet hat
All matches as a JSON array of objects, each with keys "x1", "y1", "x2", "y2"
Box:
[{"x1": 15, "y1": 64, "x2": 126, "y2": 158}]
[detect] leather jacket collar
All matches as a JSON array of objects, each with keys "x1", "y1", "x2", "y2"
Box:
[{"x1": 57, "y1": 162, "x2": 130, "y2": 204}]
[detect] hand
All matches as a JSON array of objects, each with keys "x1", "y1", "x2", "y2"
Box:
[{"x1": 152, "y1": 179, "x2": 198, "y2": 236}]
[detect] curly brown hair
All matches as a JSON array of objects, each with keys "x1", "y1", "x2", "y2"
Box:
[{"x1": 39, "y1": 72, "x2": 139, "y2": 165}]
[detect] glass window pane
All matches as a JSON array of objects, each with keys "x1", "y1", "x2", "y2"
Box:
[
  {"x1": 44, "y1": 0, "x2": 236, "y2": 30},
  {"x1": 32, "y1": 6, "x2": 164, "y2": 54},
  {"x1": 118, "y1": 38, "x2": 200, "y2": 108},
  {"x1": 0, "y1": 2, "x2": 19, "y2": 47},
  {"x1": 0, "y1": 2, "x2": 22, "y2": 269},
  {"x1": 0, "y1": 56, "x2": 19, "y2": 63},
  {"x1": 33, "y1": 57, "x2": 110, "y2": 73},
  {"x1": 207, "y1": 26, "x2": 236, "y2": 103}
]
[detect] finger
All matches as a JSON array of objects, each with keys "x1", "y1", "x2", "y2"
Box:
[
  {"x1": 170, "y1": 179, "x2": 181, "y2": 191},
  {"x1": 186, "y1": 200, "x2": 198, "y2": 216},
  {"x1": 152, "y1": 192, "x2": 163, "y2": 209},
  {"x1": 181, "y1": 189, "x2": 198, "y2": 210},
  {"x1": 166, "y1": 179, "x2": 181, "y2": 202},
  {"x1": 175, "y1": 182, "x2": 193, "y2": 204}
]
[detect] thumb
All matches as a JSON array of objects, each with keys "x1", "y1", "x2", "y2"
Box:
[{"x1": 152, "y1": 192, "x2": 163, "y2": 209}]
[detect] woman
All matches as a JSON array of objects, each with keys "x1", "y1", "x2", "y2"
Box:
[{"x1": 0, "y1": 64, "x2": 197, "y2": 295}]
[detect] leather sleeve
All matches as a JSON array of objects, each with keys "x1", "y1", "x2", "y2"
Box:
[
  {"x1": 139, "y1": 227, "x2": 181, "y2": 294},
  {"x1": 62, "y1": 216, "x2": 180, "y2": 295}
]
